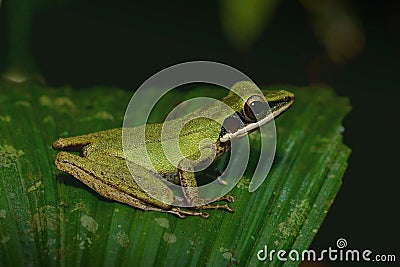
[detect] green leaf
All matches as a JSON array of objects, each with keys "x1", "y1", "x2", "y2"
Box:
[{"x1": 0, "y1": 80, "x2": 350, "y2": 266}]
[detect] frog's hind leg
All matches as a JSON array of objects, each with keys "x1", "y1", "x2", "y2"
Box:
[
  {"x1": 55, "y1": 151, "x2": 209, "y2": 219},
  {"x1": 53, "y1": 128, "x2": 121, "y2": 151}
]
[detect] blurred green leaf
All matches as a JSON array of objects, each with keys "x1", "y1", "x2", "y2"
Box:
[
  {"x1": 299, "y1": 0, "x2": 365, "y2": 63},
  {"x1": 220, "y1": 0, "x2": 279, "y2": 49},
  {"x1": 0, "y1": 80, "x2": 350, "y2": 266},
  {"x1": 1, "y1": 0, "x2": 72, "y2": 81}
]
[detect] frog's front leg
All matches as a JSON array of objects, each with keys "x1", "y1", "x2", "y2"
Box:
[
  {"x1": 55, "y1": 151, "x2": 208, "y2": 218},
  {"x1": 178, "y1": 159, "x2": 234, "y2": 212}
]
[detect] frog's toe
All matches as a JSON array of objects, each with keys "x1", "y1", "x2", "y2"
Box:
[
  {"x1": 216, "y1": 204, "x2": 234, "y2": 212},
  {"x1": 220, "y1": 195, "x2": 234, "y2": 203}
]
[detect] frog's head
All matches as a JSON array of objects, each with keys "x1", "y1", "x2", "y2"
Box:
[{"x1": 220, "y1": 81, "x2": 294, "y2": 142}]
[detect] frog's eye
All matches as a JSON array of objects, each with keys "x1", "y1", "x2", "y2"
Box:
[
  {"x1": 243, "y1": 95, "x2": 267, "y2": 122},
  {"x1": 222, "y1": 115, "x2": 242, "y2": 133}
]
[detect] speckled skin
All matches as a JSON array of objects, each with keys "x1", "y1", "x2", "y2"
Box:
[{"x1": 53, "y1": 81, "x2": 294, "y2": 218}]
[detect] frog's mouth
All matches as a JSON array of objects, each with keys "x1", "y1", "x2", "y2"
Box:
[{"x1": 219, "y1": 97, "x2": 294, "y2": 142}]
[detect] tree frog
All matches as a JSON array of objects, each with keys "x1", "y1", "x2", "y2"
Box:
[{"x1": 53, "y1": 81, "x2": 294, "y2": 218}]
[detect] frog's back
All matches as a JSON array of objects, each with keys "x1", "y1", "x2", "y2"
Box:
[{"x1": 90, "y1": 118, "x2": 222, "y2": 176}]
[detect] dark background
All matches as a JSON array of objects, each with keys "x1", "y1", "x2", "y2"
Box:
[{"x1": 1, "y1": 1, "x2": 399, "y2": 266}]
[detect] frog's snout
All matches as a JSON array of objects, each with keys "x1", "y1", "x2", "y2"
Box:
[{"x1": 52, "y1": 138, "x2": 64, "y2": 150}]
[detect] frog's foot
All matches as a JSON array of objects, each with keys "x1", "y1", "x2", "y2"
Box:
[
  {"x1": 194, "y1": 203, "x2": 234, "y2": 213},
  {"x1": 137, "y1": 205, "x2": 208, "y2": 219},
  {"x1": 188, "y1": 197, "x2": 234, "y2": 212},
  {"x1": 169, "y1": 208, "x2": 209, "y2": 219}
]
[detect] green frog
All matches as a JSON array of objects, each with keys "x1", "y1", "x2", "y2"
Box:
[{"x1": 53, "y1": 81, "x2": 294, "y2": 218}]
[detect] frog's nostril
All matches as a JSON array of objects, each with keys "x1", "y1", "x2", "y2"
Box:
[{"x1": 283, "y1": 96, "x2": 292, "y2": 102}]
